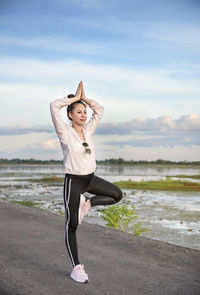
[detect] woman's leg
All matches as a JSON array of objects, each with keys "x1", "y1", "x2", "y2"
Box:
[
  {"x1": 86, "y1": 175, "x2": 123, "y2": 207},
  {"x1": 63, "y1": 175, "x2": 82, "y2": 267}
]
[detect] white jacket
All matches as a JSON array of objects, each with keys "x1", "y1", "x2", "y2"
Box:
[{"x1": 50, "y1": 97, "x2": 104, "y2": 175}]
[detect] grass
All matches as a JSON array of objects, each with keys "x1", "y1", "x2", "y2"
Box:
[
  {"x1": 0, "y1": 185, "x2": 30, "y2": 189},
  {"x1": 113, "y1": 178, "x2": 200, "y2": 191},
  {"x1": 9, "y1": 200, "x2": 38, "y2": 207},
  {"x1": 7, "y1": 174, "x2": 200, "y2": 191},
  {"x1": 16, "y1": 176, "x2": 64, "y2": 183},
  {"x1": 172, "y1": 174, "x2": 200, "y2": 179},
  {"x1": 0, "y1": 172, "x2": 27, "y2": 177}
]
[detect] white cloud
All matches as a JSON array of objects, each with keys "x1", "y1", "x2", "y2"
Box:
[
  {"x1": 42, "y1": 138, "x2": 60, "y2": 150},
  {"x1": 95, "y1": 144, "x2": 200, "y2": 162},
  {"x1": 1, "y1": 114, "x2": 200, "y2": 136},
  {"x1": 177, "y1": 114, "x2": 200, "y2": 130},
  {"x1": 19, "y1": 142, "x2": 200, "y2": 161},
  {"x1": 97, "y1": 114, "x2": 200, "y2": 134},
  {"x1": 0, "y1": 36, "x2": 101, "y2": 55},
  {"x1": 0, "y1": 125, "x2": 53, "y2": 136},
  {"x1": 0, "y1": 133, "x2": 53, "y2": 151},
  {"x1": 63, "y1": 14, "x2": 200, "y2": 50},
  {"x1": 1, "y1": 57, "x2": 199, "y2": 98},
  {"x1": 0, "y1": 57, "x2": 200, "y2": 126},
  {"x1": 0, "y1": 116, "x2": 199, "y2": 160},
  {"x1": 145, "y1": 23, "x2": 200, "y2": 48}
]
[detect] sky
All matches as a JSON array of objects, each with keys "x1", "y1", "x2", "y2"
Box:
[{"x1": 0, "y1": 0, "x2": 200, "y2": 161}]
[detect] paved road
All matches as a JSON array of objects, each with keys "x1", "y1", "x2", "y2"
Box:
[{"x1": 0, "y1": 201, "x2": 200, "y2": 295}]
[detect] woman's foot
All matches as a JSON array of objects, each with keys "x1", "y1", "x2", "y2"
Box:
[
  {"x1": 70, "y1": 264, "x2": 89, "y2": 283},
  {"x1": 78, "y1": 194, "x2": 91, "y2": 224}
]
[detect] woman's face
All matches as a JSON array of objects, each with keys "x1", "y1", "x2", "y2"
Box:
[{"x1": 69, "y1": 103, "x2": 87, "y2": 126}]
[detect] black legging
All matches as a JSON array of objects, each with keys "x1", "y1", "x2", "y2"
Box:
[{"x1": 63, "y1": 172, "x2": 123, "y2": 267}]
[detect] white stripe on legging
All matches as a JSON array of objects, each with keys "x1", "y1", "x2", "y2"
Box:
[{"x1": 64, "y1": 177, "x2": 75, "y2": 267}]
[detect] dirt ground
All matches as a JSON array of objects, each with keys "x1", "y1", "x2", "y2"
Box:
[{"x1": 0, "y1": 200, "x2": 199, "y2": 295}]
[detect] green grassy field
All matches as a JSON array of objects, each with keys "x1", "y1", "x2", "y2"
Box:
[
  {"x1": 9, "y1": 200, "x2": 38, "y2": 207},
  {"x1": 17, "y1": 176, "x2": 64, "y2": 182},
  {"x1": 113, "y1": 178, "x2": 200, "y2": 191},
  {"x1": 172, "y1": 174, "x2": 200, "y2": 179},
  {"x1": 12, "y1": 175, "x2": 200, "y2": 191}
]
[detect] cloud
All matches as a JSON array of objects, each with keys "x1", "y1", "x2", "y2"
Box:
[
  {"x1": 0, "y1": 58, "x2": 199, "y2": 126},
  {"x1": 176, "y1": 114, "x2": 200, "y2": 130},
  {"x1": 1, "y1": 57, "x2": 199, "y2": 98},
  {"x1": 103, "y1": 132, "x2": 200, "y2": 148},
  {"x1": 1, "y1": 134, "x2": 200, "y2": 161},
  {"x1": 0, "y1": 36, "x2": 102, "y2": 56},
  {"x1": 6, "y1": 142, "x2": 63, "y2": 159},
  {"x1": 96, "y1": 144, "x2": 200, "y2": 162},
  {"x1": 63, "y1": 13, "x2": 200, "y2": 50},
  {"x1": 145, "y1": 23, "x2": 200, "y2": 48},
  {"x1": 96, "y1": 114, "x2": 200, "y2": 134},
  {"x1": 1, "y1": 114, "x2": 199, "y2": 149},
  {"x1": 42, "y1": 138, "x2": 60, "y2": 150},
  {"x1": 0, "y1": 125, "x2": 54, "y2": 136},
  {"x1": 96, "y1": 114, "x2": 200, "y2": 148},
  {"x1": 2, "y1": 142, "x2": 199, "y2": 161},
  {"x1": 1, "y1": 114, "x2": 200, "y2": 136}
]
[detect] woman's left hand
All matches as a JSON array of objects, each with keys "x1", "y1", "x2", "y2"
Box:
[
  {"x1": 80, "y1": 82, "x2": 92, "y2": 106},
  {"x1": 81, "y1": 82, "x2": 87, "y2": 100}
]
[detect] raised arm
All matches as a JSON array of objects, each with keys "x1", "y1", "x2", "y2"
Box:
[
  {"x1": 50, "y1": 82, "x2": 82, "y2": 143},
  {"x1": 84, "y1": 100, "x2": 104, "y2": 134},
  {"x1": 81, "y1": 82, "x2": 104, "y2": 134}
]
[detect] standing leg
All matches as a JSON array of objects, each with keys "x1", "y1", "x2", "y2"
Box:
[
  {"x1": 64, "y1": 174, "x2": 90, "y2": 283},
  {"x1": 86, "y1": 175, "x2": 123, "y2": 207},
  {"x1": 63, "y1": 175, "x2": 80, "y2": 267}
]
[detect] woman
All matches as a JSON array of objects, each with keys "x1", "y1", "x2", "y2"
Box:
[{"x1": 50, "y1": 81, "x2": 123, "y2": 283}]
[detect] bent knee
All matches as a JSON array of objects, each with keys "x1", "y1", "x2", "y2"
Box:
[{"x1": 114, "y1": 186, "x2": 123, "y2": 203}]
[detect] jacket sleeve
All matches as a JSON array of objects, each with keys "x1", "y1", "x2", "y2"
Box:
[
  {"x1": 50, "y1": 97, "x2": 72, "y2": 144},
  {"x1": 85, "y1": 100, "x2": 104, "y2": 134}
]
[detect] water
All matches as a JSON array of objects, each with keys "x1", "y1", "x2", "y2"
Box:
[{"x1": 0, "y1": 164, "x2": 200, "y2": 250}]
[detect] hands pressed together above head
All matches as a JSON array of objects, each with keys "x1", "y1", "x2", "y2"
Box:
[{"x1": 70, "y1": 81, "x2": 92, "y2": 106}]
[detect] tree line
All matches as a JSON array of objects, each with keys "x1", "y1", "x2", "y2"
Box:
[
  {"x1": 0, "y1": 158, "x2": 62, "y2": 165},
  {"x1": 0, "y1": 158, "x2": 200, "y2": 166},
  {"x1": 96, "y1": 158, "x2": 200, "y2": 165}
]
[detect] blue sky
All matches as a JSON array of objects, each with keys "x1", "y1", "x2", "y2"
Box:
[{"x1": 0, "y1": 0, "x2": 200, "y2": 161}]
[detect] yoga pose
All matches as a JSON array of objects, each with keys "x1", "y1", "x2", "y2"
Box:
[{"x1": 50, "y1": 81, "x2": 123, "y2": 283}]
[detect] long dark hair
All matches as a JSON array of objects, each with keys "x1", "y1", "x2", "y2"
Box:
[{"x1": 67, "y1": 94, "x2": 86, "y2": 121}]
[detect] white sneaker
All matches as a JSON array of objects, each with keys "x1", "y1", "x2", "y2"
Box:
[
  {"x1": 78, "y1": 194, "x2": 91, "y2": 224},
  {"x1": 70, "y1": 264, "x2": 89, "y2": 283}
]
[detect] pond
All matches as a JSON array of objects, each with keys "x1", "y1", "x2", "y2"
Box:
[{"x1": 0, "y1": 164, "x2": 200, "y2": 250}]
